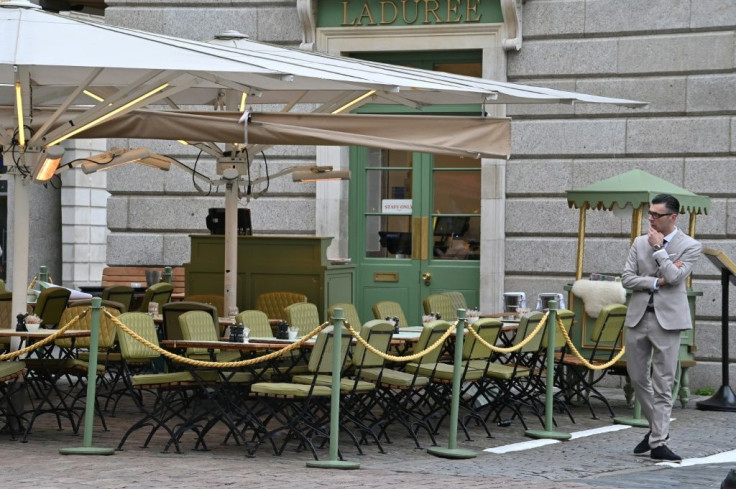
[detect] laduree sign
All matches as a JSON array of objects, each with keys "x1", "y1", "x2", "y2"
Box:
[{"x1": 317, "y1": 0, "x2": 503, "y2": 28}]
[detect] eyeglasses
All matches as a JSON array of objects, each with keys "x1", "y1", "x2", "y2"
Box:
[{"x1": 648, "y1": 211, "x2": 674, "y2": 219}]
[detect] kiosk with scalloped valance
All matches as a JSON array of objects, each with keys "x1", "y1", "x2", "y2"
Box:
[{"x1": 565, "y1": 170, "x2": 711, "y2": 408}]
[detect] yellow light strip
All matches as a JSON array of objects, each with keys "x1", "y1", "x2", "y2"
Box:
[
  {"x1": 239, "y1": 92, "x2": 248, "y2": 112},
  {"x1": 47, "y1": 83, "x2": 170, "y2": 147},
  {"x1": 177, "y1": 140, "x2": 189, "y2": 146},
  {"x1": 331, "y1": 90, "x2": 376, "y2": 114},
  {"x1": 15, "y1": 82, "x2": 25, "y2": 147},
  {"x1": 83, "y1": 89, "x2": 105, "y2": 102}
]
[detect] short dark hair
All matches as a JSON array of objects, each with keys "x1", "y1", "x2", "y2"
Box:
[{"x1": 651, "y1": 194, "x2": 680, "y2": 214}]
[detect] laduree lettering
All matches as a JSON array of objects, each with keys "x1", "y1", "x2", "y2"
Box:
[{"x1": 341, "y1": 0, "x2": 482, "y2": 27}]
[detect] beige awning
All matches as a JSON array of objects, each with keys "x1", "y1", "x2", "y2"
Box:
[
  {"x1": 16, "y1": 108, "x2": 511, "y2": 159},
  {"x1": 77, "y1": 110, "x2": 510, "y2": 159}
]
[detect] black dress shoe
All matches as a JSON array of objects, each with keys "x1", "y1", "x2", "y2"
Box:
[
  {"x1": 633, "y1": 432, "x2": 651, "y2": 454},
  {"x1": 651, "y1": 445, "x2": 682, "y2": 462}
]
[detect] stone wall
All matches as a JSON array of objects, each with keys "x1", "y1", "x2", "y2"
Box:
[{"x1": 505, "y1": 0, "x2": 736, "y2": 389}]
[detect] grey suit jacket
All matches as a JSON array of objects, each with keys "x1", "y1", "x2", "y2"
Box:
[{"x1": 621, "y1": 229, "x2": 701, "y2": 330}]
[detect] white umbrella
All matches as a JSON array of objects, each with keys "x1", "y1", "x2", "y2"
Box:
[{"x1": 0, "y1": 0, "x2": 646, "y2": 317}]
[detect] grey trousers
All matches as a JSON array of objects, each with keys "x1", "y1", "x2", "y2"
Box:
[{"x1": 625, "y1": 310, "x2": 682, "y2": 448}]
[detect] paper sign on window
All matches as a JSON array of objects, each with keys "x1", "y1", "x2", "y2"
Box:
[{"x1": 382, "y1": 199, "x2": 412, "y2": 215}]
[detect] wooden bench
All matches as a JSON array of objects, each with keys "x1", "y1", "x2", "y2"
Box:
[{"x1": 101, "y1": 266, "x2": 186, "y2": 295}]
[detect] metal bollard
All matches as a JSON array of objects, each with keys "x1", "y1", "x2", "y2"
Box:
[
  {"x1": 428, "y1": 308, "x2": 477, "y2": 459},
  {"x1": 525, "y1": 300, "x2": 571, "y2": 440},
  {"x1": 307, "y1": 307, "x2": 359, "y2": 469},
  {"x1": 59, "y1": 297, "x2": 114, "y2": 455}
]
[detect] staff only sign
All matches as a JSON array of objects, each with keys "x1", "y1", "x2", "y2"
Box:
[{"x1": 318, "y1": 0, "x2": 503, "y2": 28}]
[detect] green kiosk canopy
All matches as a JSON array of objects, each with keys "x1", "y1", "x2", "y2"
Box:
[
  {"x1": 566, "y1": 169, "x2": 711, "y2": 215},
  {"x1": 566, "y1": 169, "x2": 711, "y2": 281}
]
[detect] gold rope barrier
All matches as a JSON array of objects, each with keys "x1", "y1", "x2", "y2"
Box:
[
  {"x1": 344, "y1": 319, "x2": 462, "y2": 363},
  {"x1": 465, "y1": 311, "x2": 549, "y2": 354},
  {"x1": 0, "y1": 309, "x2": 90, "y2": 361},
  {"x1": 556, "y1": 317, "x2": 626, "y2": 370},
  {"x1": 106, "y1": 310, "x2": 329, "y2": 368}
]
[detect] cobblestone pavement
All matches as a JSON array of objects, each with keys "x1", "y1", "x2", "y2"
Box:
[{"x1": 1, "y1": 385, "x2": 733, "y2": 489}]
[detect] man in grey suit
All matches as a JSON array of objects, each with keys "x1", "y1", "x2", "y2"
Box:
[{"x1": 622, "y1": 193, "x2": 701, "y2": 462}]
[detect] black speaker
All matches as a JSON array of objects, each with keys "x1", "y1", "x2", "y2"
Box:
[{"x1": 206, "y1": 208, "x2": 252, "y2": 235}]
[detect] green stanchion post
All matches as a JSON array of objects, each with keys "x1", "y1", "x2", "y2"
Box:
[
  {"x1": 39, "y1": 265, "x2": 48, "y2": 283},
  {"x1": 163, "y1": 266, "x2": 173, "y2": 284},
  {"x1": 614, "y1": 399, "x2": 649, "y2": 427},
  {"x1": 428, "y1": 308, "x2": 477, "y2": 459},
  {"x1": 525, "y1": 300, "x2": 571, "y2": 441},
  {"x1": 307, "y1": 307, "x2": 359, "y2": 469},
  {"x1": 60, "y1": 297, "x2": 115, "y2": 455}
]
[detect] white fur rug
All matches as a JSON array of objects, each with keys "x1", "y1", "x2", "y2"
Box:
[{"x1": 571, "y1": 280, "x2": 626, "y2": 318}]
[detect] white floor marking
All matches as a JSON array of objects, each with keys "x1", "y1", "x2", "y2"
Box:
[
  {"x1": 569, "y1": 424, "x2": 631, "y2": 440},
  {"x1": 657, "y1": 449, "x2": 736, "y2": 468},
  {"x1": 484, "y1": 439, "x2": 559, "y2": 454},
  {"x1": 485, "y1": 424, "x2": 631, "y2": 453}
]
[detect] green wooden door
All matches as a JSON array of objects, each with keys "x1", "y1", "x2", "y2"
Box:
[
  {"x1": 348, "y1": 50, "x2": 483, "y2": 325},
  {"x1": 350, "y1": 148, "x2": 481, "y2": 325}
]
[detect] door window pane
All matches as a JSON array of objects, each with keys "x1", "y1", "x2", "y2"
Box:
[
  {"x1": 432, "y1": 216, "x2": 480, "y2": 260},
  {"x1": 366, "y1": 215, "x2": 412, "y2": 259},
  {"x1": 432, "y1": 170, "x2": 480, "y2": 214},
  {"x1": 365, "y1": 149, "x2": 413, "y2": 212}
]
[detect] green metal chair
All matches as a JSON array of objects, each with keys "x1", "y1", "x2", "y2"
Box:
[
  {"x1": 328, "y1": 302, "x2": 362, "y2": 333},
  {"x1": 557, "y1": 304, "x2": 627, "y2": 419},
  {"x1": 0, "y1": 360, "x2": 27, "y2": 439},
  {"x1": 33, "y1": 286, "x2": 71, "y2": 328},
  {"x1": 422, "y1": 293, "x2": 456, "y2": 321},
  {"x1": 250, "y1": 325, "x2": 352, "y2": 459},
  {"x1": 442, "y1": 290, "x2": 468, "y2": 311},
  {"x1": 481, "y1": 311, "x2": 546, "y2": 430},
  {"x1": 255, "y1": 291, "x2": 307, "y2": 321},
  {"x1": 178, "y1": 310, "x2": 239, "y2": 362},
  {"x1": 236, "y1": 309, "x2": 273, "y2": 338},
  {"x1": 137, "y1": 282, "x2": 173, "y2": 313},
  {"x1": 161, "y1": 301, "x2": 218, "y2": 341},
  {"x1": 374, "y1": 320, "x2": 452, "y2": 448},
  {"x1": 101, "y1": 285, "x2": 135, "y2": 313},
  {"x1": 371, "y1": 300, "x2": 409, "y2": 328},
  {"x1": 283, "y1": 302, "x2": 320, "y2": 337},
  {"x1": 115, "y1": 312, "x2": 197, "y2": 452}
]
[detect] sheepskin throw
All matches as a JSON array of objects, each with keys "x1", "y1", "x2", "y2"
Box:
[{"x1": 571, "y1": 280, "x2": 626, "y2": 318}]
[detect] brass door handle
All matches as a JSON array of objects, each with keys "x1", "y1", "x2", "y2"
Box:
[{"x1": 421, "y1": 272, "x2": 431, "y2": 286}]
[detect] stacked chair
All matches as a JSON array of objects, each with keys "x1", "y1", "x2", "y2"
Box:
[
  {"x1": 255, "y1": 291, "x2": 307, "y2": 321},
  {"x1": 422, "y1": 293, "x2": 457, "y2": 321},
  {"x1": 371, "y1": 300, "x2": 409, "y2": 328}
]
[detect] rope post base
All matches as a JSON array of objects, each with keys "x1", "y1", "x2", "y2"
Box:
[
  {"x1": 60, "y1": 297, "x2": 115, "y2": 456},
  {"x1": 614, "y1": 399, "x2": 650, "y2": 428},
  {"x1": 306, "y1": 308, "x2": 360, "y2": 471},
  {"x1": 428, "y1": 308, "x2": 476, "y2": 460},
  {"x1": 525, "y1": 301, "x2": 571, "y2": 442}
]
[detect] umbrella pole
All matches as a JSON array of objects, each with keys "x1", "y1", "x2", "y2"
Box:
[
  {"x1": 10, "y1": 173, "x2": 30, "y2": 321},
  {"x1": 575, "y1": 204, "x2": 588, "y2": 281},
  {"x1": 687, "y1": 213, "x2": 696, "y2": 289},
  {"x1": 224, "y1": 181, "x2": 238, "y2": 313}
]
